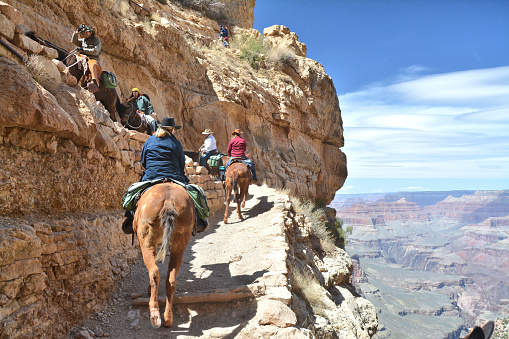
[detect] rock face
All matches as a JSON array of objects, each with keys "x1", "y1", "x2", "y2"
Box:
[
  {"x1": 264, "y1": 25, "x2": 307, "y2": 57},
  {"x1": 0, "y1": 0, "x2": 345, "y2": 205},
  {"x1": 0, "y1": 0, "x2": 351, "y2": 337}
]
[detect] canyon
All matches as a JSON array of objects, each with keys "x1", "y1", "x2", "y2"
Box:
[
  {"x1": 332, "y1": 190, "x2": 509, "y2": 338},
  {"x1": 0, "y1": 0, "x2": 374, "y2": 338}
]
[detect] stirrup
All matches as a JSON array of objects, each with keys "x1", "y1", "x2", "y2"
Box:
[{"x1": 122, "y1": 218, "x2": 134, "y2": 235}]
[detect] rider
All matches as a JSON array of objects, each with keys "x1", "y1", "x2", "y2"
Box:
[
  {"x1": 122, "y1": 117, "x2": 209, "y2": 234},
  {"x1": 199, "y1": 128, "x2": 217, "y2": 169},
  {"x1": 72, "y1": 24, "x2": 102, "y2": 93},
  {"x1": 226, "y1": 129, "x2": 258, "y2": 182},
  {"x1": 127, "y1": 88, "x2": 159, "y2": 135},
  {"x1": 219, "y1": 25, "x2": 228, "y2": 44}
]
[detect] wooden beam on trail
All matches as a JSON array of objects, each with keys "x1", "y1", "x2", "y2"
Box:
[{"x1": 131, "y1": 285, "x2": 262, "y2": 307}]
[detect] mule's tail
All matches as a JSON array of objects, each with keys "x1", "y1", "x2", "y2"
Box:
[
  {"x1": 155, "y1": 199, "x2": 177, "y2": 262},
  {"x1": 233, "y1": 173, "x2": 239, "y2": 193}
]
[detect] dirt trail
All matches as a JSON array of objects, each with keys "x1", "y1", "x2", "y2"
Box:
[{"x1": 71, "y1": 184, "x2": 285, "y2": 339}]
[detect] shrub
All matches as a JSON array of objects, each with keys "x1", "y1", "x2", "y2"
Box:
[
  {"x1": 290, "y1": 198, "x2": 336, "y2": 254},
  {"x1": 267, "y1": 47, "x2": 296, "y2": 68},
  {"x1": 325, "y1": 218, "x2": 352, "y2": 249},
  {"x1": 292, "y1": 268, "x2": 329, "y2": 317},
  {"x1": 232, "y1": 34, "x2": 270, "y2": 70},
  {"x1": 26, "y1": 55, "x2": 60, "y2": 92}
]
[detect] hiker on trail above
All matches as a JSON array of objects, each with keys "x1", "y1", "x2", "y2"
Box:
[
  {"x1": 219, "y1": 25, "x2": 229, "y2": 44},
  {"x1": 199, "y1": 128, "x2": 217, "y2": 168},
  {"x1": 71, "y1": 24, "x2": 102, "y2": 92},
  {"x1": 122, "y1": 118, "x2": 209, "y2": 235},
  {"x1": 226, "y1": 129, "x2": 258, "y2": 182},
  {"x1": 126, "y1": 88, "x2": 159, "y2": 135}
]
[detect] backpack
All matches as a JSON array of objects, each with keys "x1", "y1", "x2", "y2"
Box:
[{"x1": 102, "y1": 71, "x2": 117, "y2": 89}]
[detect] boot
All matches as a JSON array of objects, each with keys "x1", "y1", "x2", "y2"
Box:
[
  {"x1": 122, "y1": 211, "x2": 134, "y2": 235},
  {"x1": 87, "y1": 79, "x2": 99, "y2": 93},
  {"x1": 196, "y1": 218, "x2": 209, "y2": 234}
]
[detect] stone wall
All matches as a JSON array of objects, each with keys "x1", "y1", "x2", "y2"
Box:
[{"x1": 0, "y1": 214, "x2": 138, "y2": 338}]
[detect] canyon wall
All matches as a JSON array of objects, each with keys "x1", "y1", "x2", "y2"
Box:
[{"x1": 0, "y1": 0, "x2": 350, "y2": 337}]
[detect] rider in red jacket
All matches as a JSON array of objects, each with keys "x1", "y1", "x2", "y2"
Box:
[{"x1": 226, "y1": 129, "x2": 258, "y2": 182}]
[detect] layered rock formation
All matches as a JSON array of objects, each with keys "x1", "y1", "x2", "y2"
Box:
[
  {"x1": 334, "y1": 190, "x2": 509, "y2": 338},
  {"x1": 0, "y1": 0, "x2": 352, "y2": 337}
]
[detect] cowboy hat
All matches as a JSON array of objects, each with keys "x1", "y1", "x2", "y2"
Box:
[
  {"x1": 202, "y1": 129, "x2": 213, "y2": 135},
  {"x1": 161, "y1": 117, "x2": 181, "y2": 129},
  {"x1": 231, "y1": 129, "x2": 243, "y2": 135}
]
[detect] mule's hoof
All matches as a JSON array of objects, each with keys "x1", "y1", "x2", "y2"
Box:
[{"x1": 150, "y1": 308, "x2": 161, "y2": 328}]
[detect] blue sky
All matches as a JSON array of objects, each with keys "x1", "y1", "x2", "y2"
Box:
[{"x1": 253, "y1": 0, "x2": 509, "y2": 194}]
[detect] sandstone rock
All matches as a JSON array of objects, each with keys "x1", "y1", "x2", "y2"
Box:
[
  {"x1": 0, "y1": 12, "x2": 15, "y2": 40},
  {"x1": 40, "y1": 45, "x2": 58, "y2": 59},
  {"x1": 0, "y1": 1, "x2": 24, "y2": 25},
  {"x1": 13, "y1": 32, "x2": 43, "y2": 54},
  {"x1": 0, "y1": 60, "x2": 78, "y2": 135},
  {"x1": 256, "y1": 299, "x2": 297, "y2": 328},
  {"x1": 0, "y1": 34, "x2": 26, "y2": 63},
  {"x1": 263, "y1": 25, "x2": 307, "y2": 57}
]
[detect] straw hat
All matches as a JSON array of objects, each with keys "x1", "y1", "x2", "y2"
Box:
[{"x1": 202, "y1": 129, "x2": 213, "y2": 135}]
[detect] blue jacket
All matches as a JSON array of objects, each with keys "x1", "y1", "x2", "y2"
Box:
[{"x1": 141, "y1": 134, "x2": 189, "y2": 183}]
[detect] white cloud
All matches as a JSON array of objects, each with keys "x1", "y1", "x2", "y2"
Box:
[{"x1": 340, "y1": 67, "x2": 509, "y2": 179}]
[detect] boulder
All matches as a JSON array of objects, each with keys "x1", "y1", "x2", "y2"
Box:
[
  {"x1": 0, "y1": 1, "x2": 24, "y2": 25},
  {"x1": 263, "y1": 25, "x2": 307, "y2": 57}
]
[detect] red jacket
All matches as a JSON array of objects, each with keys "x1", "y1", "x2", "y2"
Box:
[{"x1": 227, "y1": 136, "x2": 246, "y2": 158}]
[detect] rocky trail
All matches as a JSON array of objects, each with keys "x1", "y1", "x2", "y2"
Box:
[{"x1": 68, "y1": 184, "x2": 289, "y2": 339}]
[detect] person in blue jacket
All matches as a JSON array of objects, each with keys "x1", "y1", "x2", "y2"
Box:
[
  {"x1": 140, "y1": 117, "x2": 187, "y2": 183},
  {"x1": 122, "y1": 117, "x2": 208, "y2": 234}
]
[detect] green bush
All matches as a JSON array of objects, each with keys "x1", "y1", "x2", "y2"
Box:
[
  {"x1": 232, "y1": 34, "x2": 270, "y2": 69},
  {"x1": 325, "y1": 218, "x2": 352, "y2": 249}
]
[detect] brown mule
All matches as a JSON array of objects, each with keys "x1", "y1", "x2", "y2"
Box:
[
  {"x1": 223, "y1": 161, "x2": 251, "y2": 224},
  {"x1": 117, "y1": 97, "x2": 153, "y2": 135},
  {"x1": 134, "y1": 183, "x2": 195, "y2": 328}
]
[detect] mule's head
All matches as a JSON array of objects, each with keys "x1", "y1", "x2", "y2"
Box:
[{"x1": 117, "y1": 97, "x2": 136, "y2": 125}]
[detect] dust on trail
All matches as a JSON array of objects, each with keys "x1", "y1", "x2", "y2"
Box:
[{"x1": 72, "y1": 184, "x2": 284, "y2": 339}]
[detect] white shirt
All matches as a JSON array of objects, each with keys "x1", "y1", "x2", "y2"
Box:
[{"x1": 202, "y1": 134, "x2": 217, "y2": 152}]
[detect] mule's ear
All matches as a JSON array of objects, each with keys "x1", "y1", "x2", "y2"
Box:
[
  {"x1": 121, "y1": 92, "x2": 124, "y2": 100},
  {"x1": 464, "y1": 326, "x2": 485, "y2": 339}
]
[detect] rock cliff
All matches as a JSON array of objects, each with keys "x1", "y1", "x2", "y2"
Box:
[
  {"x1": 1, "y1": 0, "x2": 346, "y2": 206},
  {"x1": 0, "y1": 0, "x2": 354, "y2": 337}
]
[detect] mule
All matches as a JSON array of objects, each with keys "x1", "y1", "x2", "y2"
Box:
[
  {"x1": 223, "y1": 160, "x2": 251, "y2": 224},
  {"x1": 65, "y1": 53, "x2": 119, "y2": 121},
  {"x1": 116, "y1": 96, "x2": 153, "y2": 135},
  {"x1": 25, "y1": 32, "x2": 120, "y2": 122},
  {"x1": 134, "y1": 182, "x2": 195, "y2": 328}
]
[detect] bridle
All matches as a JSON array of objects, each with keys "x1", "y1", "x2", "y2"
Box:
[{"x1": 122, "y1": 100, "x2": 143, "y2": 129}]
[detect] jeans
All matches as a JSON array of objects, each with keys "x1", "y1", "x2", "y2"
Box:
[
  {"x1": 226, "y1": 156, "x2": 257, "y2": 179},
  {"x1": 200, "y1": 149, "x2": 217, "y2": 167},
  {"x1": 145, "y1": 115, "x2": 157, "y2": 133}
]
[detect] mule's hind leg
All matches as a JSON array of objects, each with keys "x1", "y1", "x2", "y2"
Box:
[
  {"x1": 236, "y1": 191, "x2": 243, "y2": 220},
  {"x1": 163, "y1": 240, "x2": 188, "y2": 327},
  {"x1": 224, "y1": 185, "x2": 232, "y2": 224},
  {"x1": 140, "y1": 246, "x2": 162, "y2": 328}
]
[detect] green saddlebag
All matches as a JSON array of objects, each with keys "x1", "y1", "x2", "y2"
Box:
[
  {"x1": 186, "y1": 184, "x2": 210, "y2": 219},
  {"x1": 102, "y1": 71, "x2": 117, "y2": 89}
]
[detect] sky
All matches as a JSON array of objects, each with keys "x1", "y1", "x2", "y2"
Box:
[{"x1": 253, "y1": 0, "x2": 509, "y2": 194}]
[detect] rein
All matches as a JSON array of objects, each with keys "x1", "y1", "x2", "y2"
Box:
[{"x1": 123, "y1": 101, "x2": 143, "y2": 129}]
